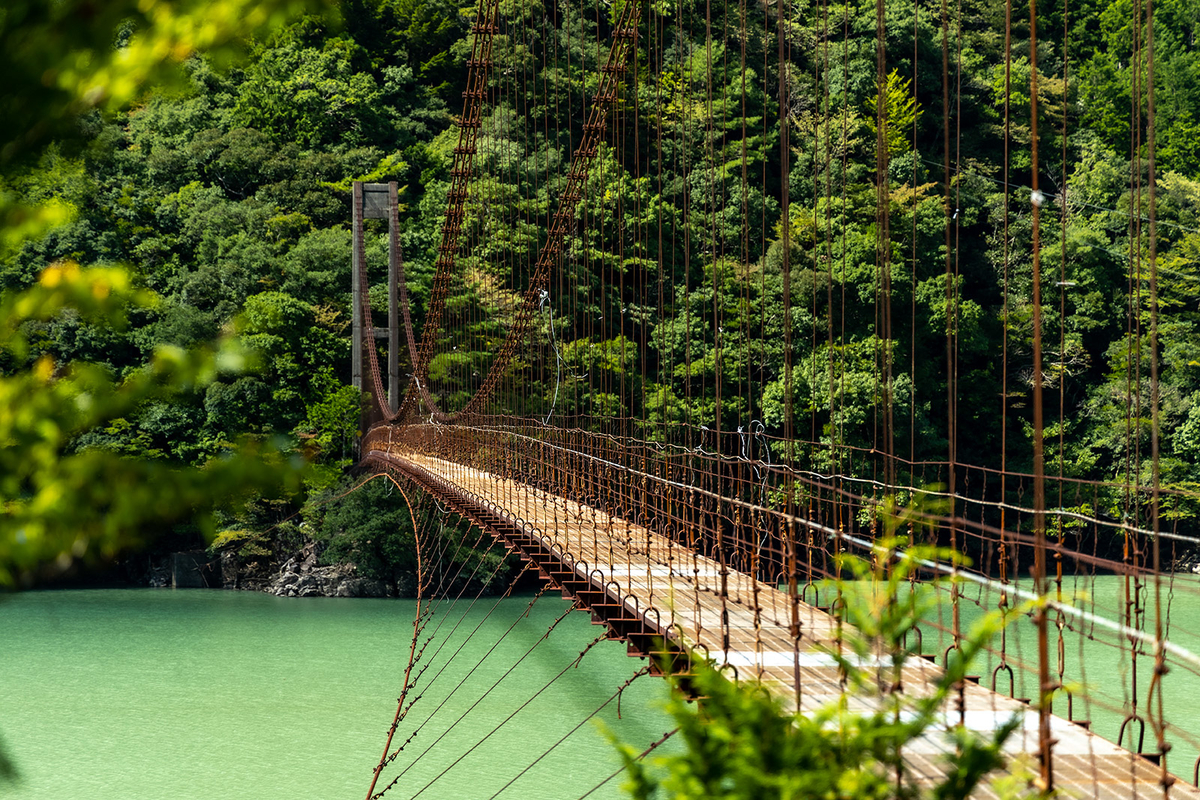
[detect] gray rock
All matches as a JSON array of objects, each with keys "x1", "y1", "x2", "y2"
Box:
[
  {"x1": 148, "y1": 559, "x2": 171, "y2": 588},
  {"x1": 336, "y1": 577, "x2": 387, "y2": 597},
  {"x1": 264, "y1": 567, "x2": 303, "y2": 597},
  {"x1": 263, "y1": 560, "x2": 393, "y2": 598},
  {"x1": 293, "y1": 574, "x2": 320, "y2": 592},
  {"x1": 394, "y1": 572, "x2": 418, "y2": 598},
  {"x1": 219, "y1": 552, "x2": 238, "y2": 589}
]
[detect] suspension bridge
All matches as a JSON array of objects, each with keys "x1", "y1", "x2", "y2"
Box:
[{"x1": 344, "y1": 0, "x2": 1200, "y2": 796}]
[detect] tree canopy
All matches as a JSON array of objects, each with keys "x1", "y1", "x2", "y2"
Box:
[{"x1": 5, "y1": 0, "x2": 1200, "y2": 570}]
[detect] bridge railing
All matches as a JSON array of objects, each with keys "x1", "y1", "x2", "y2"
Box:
[{"x1": 363, "y1": 417, "x2": 1200, "y2": 772}]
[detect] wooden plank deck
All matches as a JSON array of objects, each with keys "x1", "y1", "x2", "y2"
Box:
[{"x1": 386, "y1": 449, "x2": 1196, "y2": 800}]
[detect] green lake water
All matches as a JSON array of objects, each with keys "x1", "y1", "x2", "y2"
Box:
[
  {"x1": 911, "y1": 572, "x2": 1200, "y2": 774},
  {"x1": 5, "y1": 576, "x2": 1200, "y2": 799},
  {"x1": 0, "y1": 589, "x2": 677, "y2": 800}
]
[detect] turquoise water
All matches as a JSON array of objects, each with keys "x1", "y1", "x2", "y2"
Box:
[
  {"x1": 6, "y1": 576, "x2": 1200, "y2": 800},
  {"x1": 0, "y1": 590, "x2": 677, "y2": 800},
  {"x1": 911, "y1": 573, "x2": 1200, "y2": 772}
]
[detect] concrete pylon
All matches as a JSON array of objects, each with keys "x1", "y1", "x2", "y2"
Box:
[{"x1": 351, "y1": 181, "x2": 402, "y2": 409}]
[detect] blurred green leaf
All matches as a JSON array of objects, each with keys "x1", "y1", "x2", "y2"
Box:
[{"x1": 0, "y1": 264, "x2": 305, "y2": 588}]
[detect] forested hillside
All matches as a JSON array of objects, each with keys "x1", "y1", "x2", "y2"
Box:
[{"x1": 5, "y1": 0, "x2": 1199, "y2": 565}]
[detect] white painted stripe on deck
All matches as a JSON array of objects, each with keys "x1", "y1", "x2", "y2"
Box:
[
  {"x1": 596, "y1": 565, "x2": 676, "y2": 577},
  {"x1": 572, "y1": 563, "x2": 721, "y2": 582},
  {"x1": 719, "y1": 650, "x2": 897, "y2": 669},
  {"x1": 905, "y1": 710, "x2": 1125, "y2": 756}
]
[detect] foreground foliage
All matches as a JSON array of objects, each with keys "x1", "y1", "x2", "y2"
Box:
[
  {"x1": 612, "y1": 537, "x2": 1029, "y2": 800},
  {"x1": 0, "y1": 0, "x2": 326, "y2": 784},
  {"x1": 0, "y1": 263, "x2": 305, "y2": 588}
]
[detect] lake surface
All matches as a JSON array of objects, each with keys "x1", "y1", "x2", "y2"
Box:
[
  {"x1": 912, "y1": 571, "x2": 1200, "y2": 774},
  {"x1": 0, "y1": 589, "x2": 677, "y2": 800},
  {"x1": 5, "y1": 576, "x2": 1200, "y2": 799}
]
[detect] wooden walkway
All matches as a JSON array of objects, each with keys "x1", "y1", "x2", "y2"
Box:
[{"x1": 375, "y1": 447, "x2": 1196, "y2": 800}]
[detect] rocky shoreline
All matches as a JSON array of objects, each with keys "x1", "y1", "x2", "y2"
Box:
[
  {"x1": 1172, "y1": 548, "x2": 1200, "y2": 574},
  {"x1": 144, "y1": 539, "x2": 418, "y2": 598},
  {"x1": 265, "y1": 557, "x2": 408, "y2": 598}
]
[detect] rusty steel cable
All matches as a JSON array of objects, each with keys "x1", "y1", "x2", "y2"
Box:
[
  {"x1": 345, "y1": 0, "x2": 1200, "y2": 796},
  {"x1": 486, "y1": 666, "x2": 651, "y2": 800},
  {"x1": 407, "y1": 633, "x2": 618, "y2": 799},
  {"x1": 573, "y1": 728, "x2": 679, "y2": 800},
  {"x1": 370, "y1": 600, "x2": 576, "y2": 799},
  {"x1": 393, "y1": 0, "x2": 503, "y2": 423}
]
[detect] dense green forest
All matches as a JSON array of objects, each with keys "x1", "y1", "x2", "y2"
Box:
[{"x1": 4, "y1": 0, "x2": 1199, "y2": 573}]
